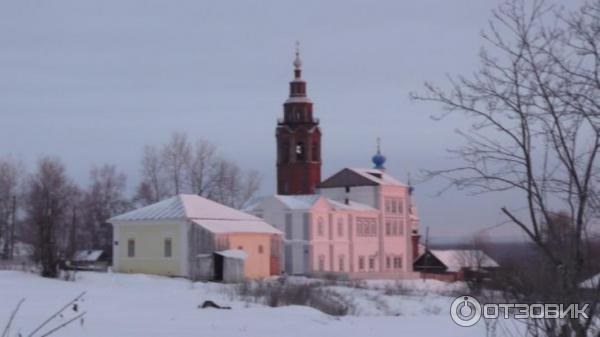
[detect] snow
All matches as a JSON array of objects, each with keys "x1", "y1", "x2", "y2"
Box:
[
  {"x1": 109, "y1": 195, "x2": 187, "y2": 221},
  {"x1": 429, "y1": 249, "x2": 499, "y2": 272},
  {"x1": 0, "y1": 271, "x2": 489, "y2": 337},
  {"x1": 268, "y1": 195, "x2": 376, "y2": 212},
  {"x1": 72, "y1": 250, "x2": 104, "y2": 262},
  {"x1": 215, "y1": 249, "x2": 247, "y2": 260},
  {"x1": 285, "y1": 96, "x2": 313, "y2": 104},
  {"x1": 349, "y1": 168, "x2": 407, "y2": 186},
  {"x1": 327, "y1": 199, "x2": 377, "y2": 211},
  {"x1": 109, "y1": 194, "x2": 262, "y2": 222},
  {"x1": 192, "y1": 219, "x2": 281, "y2": 235},
  {"x1": 108, "y1": 194, "x2": 281, "y2": 235},
  {"x1": 0, "y1": 241, "x2": 32, "y2": 258},
  {"x1": 274, "y1": 194, "x2": 321, "y2": 210}
]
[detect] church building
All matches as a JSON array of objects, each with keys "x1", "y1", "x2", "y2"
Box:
[{"x1": 246, "y1": 48, "x2": 422, "y2": 279}]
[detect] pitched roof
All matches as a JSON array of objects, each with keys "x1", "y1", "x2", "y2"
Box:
[
  {"x1": 109, "y1": 194, "x2": 260, "y2": 222},
  {"x1": 274, "y1": 194, "x2": 320, "y2": 210},
  {"x1": 72, "y1": 250, "x2": 104, "y2": 262},
  {"x1": 429, "y1": 249, "x2": 499, "y2": 272},
  {"x1": 192, "y1": 219, "x2": 281, "y2": 235},
  {"x1": 318, "y1": 168, "x2": 406, "y2": 188},
  {"x1": 215, "y1": 249, "x2": 247, "y2": 260},
  {"x1": 269, "y1": 194, "x2": 376, "y2": 212},
  {"x1": 327, "y1": 198, "x2": 377, "y2": 211}
]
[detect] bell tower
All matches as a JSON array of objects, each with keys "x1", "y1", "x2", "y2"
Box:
[{"x1": 276, "y1": 44, "x2": 322, "y2": 195}]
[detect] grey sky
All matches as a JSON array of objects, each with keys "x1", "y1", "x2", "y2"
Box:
[{"x1": 1, "y1": 0, "x2": 550, "y2": 241}]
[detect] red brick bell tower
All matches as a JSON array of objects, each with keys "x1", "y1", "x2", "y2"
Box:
[{"x1": 276, "y1": 44, "x2": 322, "y2": 195}]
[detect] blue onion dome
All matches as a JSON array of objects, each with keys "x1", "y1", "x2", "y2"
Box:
[
  {"x1": 372, "y1": 138, "x2": 386, "y2": 170},
  {"x1": 372, "y1": 153, "x2": 386, "y2": 169}
]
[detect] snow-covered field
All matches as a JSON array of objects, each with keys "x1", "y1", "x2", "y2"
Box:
[{"x1": 0, "y1": 271, "x2": 488, "y2": 337}]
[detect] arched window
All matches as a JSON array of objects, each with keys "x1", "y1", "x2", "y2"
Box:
[
  {"x1": 311, "y1": 142, "x2": 319, "y2": 161},
  {"x1": 296, "y1": 142, "x2": 305, "y2": 161}
]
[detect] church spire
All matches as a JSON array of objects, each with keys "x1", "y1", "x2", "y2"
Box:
[
  {"x1": 287, "y1": 42, "x2": 309, "y2": 100},
  {"x1": 276, "y1": 44, "x2": 322, "y2": 195},
  {"x1": 293, "y1": 41, "x2": 302, "y2": 79}
]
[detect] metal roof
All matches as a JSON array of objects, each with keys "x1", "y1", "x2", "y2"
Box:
[{"x1": 109, "y1": 194, "x2": 262, "y2": 222}]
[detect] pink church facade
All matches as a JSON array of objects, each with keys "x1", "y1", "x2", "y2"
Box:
[
  {"x1": 247, "y1": 168, "x2": 421, "y2": 279},
  {"x1": 249, "y1": 48, "x2": 422, "y2": 279}
]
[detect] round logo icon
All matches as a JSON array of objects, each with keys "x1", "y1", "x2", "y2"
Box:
[{"x1": 450, "y1": 295, "x2": 482, "y2": 327}]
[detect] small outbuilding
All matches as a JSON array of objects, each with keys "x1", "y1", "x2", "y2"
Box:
[
  {"x1": 66, "y1": 249, "x2": 109, "y2": 271},
  {"x1": 413, "y1": 249, "x2": 499, "y2": 282},
  {"x1": 108, "y1": 194, "x2": 282, "y2": 281}
]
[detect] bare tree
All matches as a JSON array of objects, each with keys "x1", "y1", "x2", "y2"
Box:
[
  {"x1": 25, "y1": 157, "x2": 73, "y2": 278},
  {"x1": 161, "y1": 132, "x2": 191, "y2": 195},
  {"x1": 65, "y1": 186, "x2": 83, "y2": 260},
  {"x1": 81, "y1": 165, "x2": 130, "y2": 258},
  {"x1": 135, "y1": 132, "x2": 261, "y2": 209},
  {"x1": 134, "y1": 145, "x2": 167, "y2": 206},
  {"x1": 187, "y1": 139, "x2": 217, "y2": 196},
  {"x1": 412, "y1": 0, "x2": 600, "y2": 336},
  {"x1": 0, "y1": 156, "x2": 23, "y2": 260},
  {"x1": 206, "y1": 159, "x2": 261, "y2": 209}
]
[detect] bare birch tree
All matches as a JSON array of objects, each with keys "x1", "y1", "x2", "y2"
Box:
[{"x1": 411, "y1": 0, "x2": 600, "y2": 335}]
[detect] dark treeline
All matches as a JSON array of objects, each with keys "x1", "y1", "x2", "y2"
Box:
[{"x1": 0, "y1": 131, "x2": 260, "y2": 278}]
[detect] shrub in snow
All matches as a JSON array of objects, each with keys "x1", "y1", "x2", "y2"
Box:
[{"x1": 234, "y1": 278, "x2": 352, "y2": 316}]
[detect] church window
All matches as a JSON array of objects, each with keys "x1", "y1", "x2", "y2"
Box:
[
  {"x1": 312, "y1": 142, "x2": 319, "y2": 161},
  {"x1": 317, "y1": 217, "x2": 324, "y2": 236},
  {"x1": 356, "y1": 217, "x2": 377, "y2": 236},
  {"x1": 337, "y1": 218, "x2": 344, "y2": 236},
  {"x1": 358, "y1": 256, "x2": 365, "y2": 270},
  {"x1": 296, "y1": 142, "x2": 305, "y2": 161},
  {"x1": 393, "y1": 257, "x2": 403, "y2": 269},
  {"x1": 368, "y1": 257, "x2": 375, "y2": 270}
]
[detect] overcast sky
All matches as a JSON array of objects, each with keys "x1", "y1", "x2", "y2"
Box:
[{"x1": 3, "y1": 0, "x2": 575, "y2": 242}]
